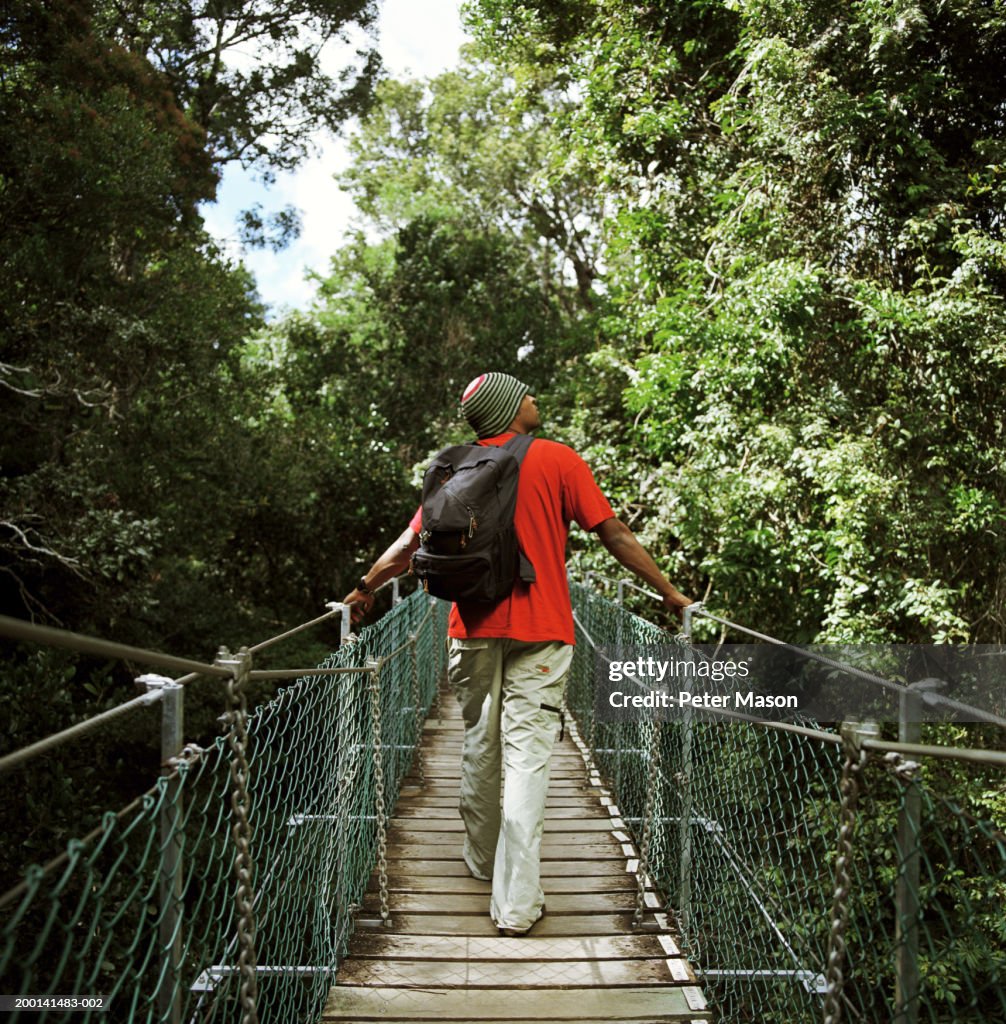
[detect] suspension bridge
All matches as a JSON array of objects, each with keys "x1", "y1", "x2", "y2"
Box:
[{"x1": 0, "y1": 581, "x2": 1004, "y2": 1023}]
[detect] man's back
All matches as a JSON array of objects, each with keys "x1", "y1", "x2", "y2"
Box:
[{"x1": 448, "y1": 433, "x2": 613, "y2": 643}]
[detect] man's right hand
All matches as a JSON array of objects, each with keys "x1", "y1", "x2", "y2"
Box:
[
  {"x1": 662, "y1": 591, "x2": 694, "y2": 623},
  {"x1": 342, "y1": 588, "x2": 374, "y2": 625},
  {"x1": 341, "y1": 527, "x2": 420, "y2": 625}
]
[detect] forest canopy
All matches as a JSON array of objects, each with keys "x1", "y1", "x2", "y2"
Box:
[{"x1": 2, "y1": 0, "x2": 1005, "y2": 748}]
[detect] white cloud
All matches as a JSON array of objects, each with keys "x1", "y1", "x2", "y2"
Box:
[
  {"x1": 202, "y1": 0, "x2": 470, "y2": 318},
  {"x1": 379, "y1": 0, "x2": 469, "y2": 79}
]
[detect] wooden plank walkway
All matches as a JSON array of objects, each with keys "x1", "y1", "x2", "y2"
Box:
[{"x1": 323, "y1": 689, "x2": 710, "y2": 1023}]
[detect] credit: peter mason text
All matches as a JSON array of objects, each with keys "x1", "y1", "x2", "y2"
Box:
[{"x1": 605, "y1": 656, "x2": 799, "y2": 711}]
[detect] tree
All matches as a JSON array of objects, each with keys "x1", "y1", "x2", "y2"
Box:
[
  {"x1": 93, "y1": 0, "x2": 382, "y2": 175},
  {"x1": 339, "y1": 60, "x2": 607, "y2": 313},
  {"x1": 1, "y1": 0, "x2": 251, "y2": 623},
  {"x1": 466, "y1": 0, "x2": 1006, "y2": 643},
  {"x1": 265, "y1": 209, "x2": 576, "y2": 472}
]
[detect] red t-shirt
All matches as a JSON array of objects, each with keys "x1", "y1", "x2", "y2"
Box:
[{"x1": 408, "y1": 432, "x2": 614, "y2": 644}]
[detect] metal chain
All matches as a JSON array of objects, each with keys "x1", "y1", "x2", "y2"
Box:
[
  {"x1": 367, "y1": 657, "x2": 391, "y2": 926},
  {"x1": 633, "y1": 718, "x2": 664, "y2": 928},
  {"x1": 431, "y1": 669, "x2": 443, "y2": 725},
  {"x1": 408, "y1": 635, "x2": 425, "y2": 787},
  {"x1": 583, "y1": 604, "x2": 599, "y2": 756},
  {"x1": 219, "y1": 647, "x2": 259, "y2": 1024},
  {"x1": 822, "y1": 723, "x2": 872, "y2": 1024}
]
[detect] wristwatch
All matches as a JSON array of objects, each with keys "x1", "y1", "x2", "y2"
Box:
[{"x1": 357, "y1": 577, "x2": 374, "y2": 596}]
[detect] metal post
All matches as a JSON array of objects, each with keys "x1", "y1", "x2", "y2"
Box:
[
  {"x1": 682, "y1": 601, "x2": 702, "y2": 643},
  {"x1": 326, "y1": 602, "x2": 353, "y2": 645},
  {"x1": 677, "y1": 700, "x2": 694, "y2": 939},
  {"x1": 391, "y1": 578, "x2": 401, "y2": 605},
  {"x1": 139, "y1": 674, "x2": 184, "y2": 1024},
  {"x1": 893, "y1": 681, "x2": 940, "y2": 1024},
  {"x1": 676, "y1": 619, "x2": 699, "y2": 938},
  {"x1": 617, "y1": 579, "x2": 628, "y2": 605}
]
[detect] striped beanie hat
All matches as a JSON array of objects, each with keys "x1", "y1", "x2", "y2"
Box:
[{"x1": 460, "y1": 372, "x2": 529, "y2": 438}]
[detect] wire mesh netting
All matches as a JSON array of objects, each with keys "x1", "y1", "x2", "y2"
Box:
[
  {"x1": 567, "y1": 582, "x2": 1006, "y2": 1024},
  {"x1": 0, "y1": 590, "x2": 447, "y2": 1023},
  {"x1": 4, "y1": 581, "x2": 1003, "y2": 1024}
]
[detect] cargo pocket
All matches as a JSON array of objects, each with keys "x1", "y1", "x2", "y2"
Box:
[
  {"x1": 448, "y1": 636, "x2": 490, "y2": 671},
  {"x1": 540, "y1": 702, "x2": 565, "y2": 742},
  {"x1": 448, "y1": 637, "x2": 493, "y2": 707}
]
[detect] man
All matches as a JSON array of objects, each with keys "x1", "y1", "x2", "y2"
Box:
[{"x1": 343, "y1": 372, "x2": 692, "y2": 936}]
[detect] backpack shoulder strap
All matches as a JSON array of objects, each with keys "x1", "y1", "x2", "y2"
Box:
[
  {"x1": 465, "y1": 434, "x2": 534, "y2": 463},
  {"x1": 502, "y1": 433, "x2": 536, "y2": 584},
  {"x1": 502, "y1": 433, "x2": 534, "y2": 464}
]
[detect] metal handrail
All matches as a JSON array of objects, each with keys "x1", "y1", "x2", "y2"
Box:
[
  {"x1": 0, "y1": 614, "x2": 234, "y2": 678},
  {"x1": 0, "y1": 568, "x2": 423, "y2": 776},
  {"x1": 0, "y1": 602, "x2": 357, "y2": 774},
  {"x1": 0, "y1": 690, "x2": 167, "y2": 775}
]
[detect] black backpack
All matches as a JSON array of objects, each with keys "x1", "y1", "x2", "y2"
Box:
[{"x1": 410, "y1": 434, "x2": 536, "y2": 603}]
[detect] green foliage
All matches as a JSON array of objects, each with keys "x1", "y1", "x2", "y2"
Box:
[
  {"x1": 339, "y1": 60, "x2": 607, "y2": 312},
  {"x1": 0, "y1": 0, "x2": 382, "y2": 897},
  {"x1": 91, "y1": 0, "x2": 382, "y2": 174},
  {"x1": 1, "y1": 1, "x2": 1004, "y2": 1016},
  {"x1": 242, "y1": 206, "x2": 586, "y2": 611},
  {"x1": 467, "y1": 0, "x2": 1006, "y2": 644},
  {"x1": 0, "y1": 0, "x2": 1003, "y2": 946}
]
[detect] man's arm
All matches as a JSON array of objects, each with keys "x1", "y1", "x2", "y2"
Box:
[
  {"x1": 342, "y1": 526, "x2": 420, "y2": 623},
  {"x1": 593, "y1": 517, "x2": 693, "y2": 619}
]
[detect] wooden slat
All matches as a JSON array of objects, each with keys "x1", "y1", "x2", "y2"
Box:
[
  {"x1": 322, "y1": 1019, "x2": 709, "y2": 1024},
  {"x1": 389, "y1": 817, "x2": 619, "y2": 833},
  {"x1": 361, "y1": 892, "x2": 656, "y2": 916},
  {"x1": 380, "y1": 858, "x2": 632, "y2": 878},
  {"x1": 347, "y1": 933, "x2": 679, "y2": 961},
  {"x1": 419, "y1": 748, "x2": 584, "y2": 757},
  {"x1": 385, "y1": 841, "x2": 624, "y2": 860},
  {"x1": 323, "y1": 1019, "x2": 709, "y2": 1024},
  {"x1": 394, "y1": 801, "x2": 607, "y2": 817},
  {"x1": 399, "y1": 785, "x2": 593, "y2": 798},
  {"x1": 322, "y1": 985, "x2": 707, "y2": 1021},
  {"x1": 369, "y1": 873, "x2": 636, "y2": 895},
  {"x1": 335, "y1": 956, "x2": 694, "y2": 988},
  {"x1": 351, "y1": 912, "x2": 659, "y2": 938},
  {"x1": 388, "y1": 829, "x2": 624, "y2": 846}
]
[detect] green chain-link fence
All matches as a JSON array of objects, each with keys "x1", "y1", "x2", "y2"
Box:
[
  {"x1": 567, "y1": 582, "x2": 1006, "y2": 1024},
  {"x1": 4, "y1": 581, "x2": 1003, "y2": 1024},
  {"x1": 0, "y1": 590, "x2": 447, "y2": 1023}
]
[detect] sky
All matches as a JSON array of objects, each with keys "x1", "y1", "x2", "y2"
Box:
[{"x1": 200, "y1": 0, "x2": 471, "y2": 318}]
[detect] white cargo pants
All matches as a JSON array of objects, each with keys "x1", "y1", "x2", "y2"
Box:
[{"x1": 447, "y1": 636, "x2": 573, "y2": 932}]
